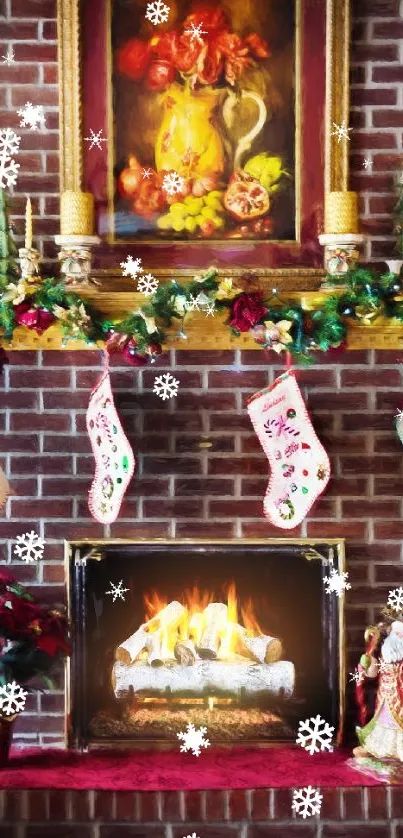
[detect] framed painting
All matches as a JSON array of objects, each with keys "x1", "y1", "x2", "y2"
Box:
[{"x1": 58, "y1": 0, "x2": 350, "y2": 283}]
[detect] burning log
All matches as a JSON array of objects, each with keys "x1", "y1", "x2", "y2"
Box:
[
  {"x1": 115, "y1": 600, "x2": 186, "y2": 665},
  {"x1": 112, "y1": 659, "x2": 295, "y2": 699},
  {"x1": 146, "y1": 630, "x2": 175, "y2": 667},
  {"x1": 234, "y1": 625, "x2": 282, "y2": 664},
  {"x1": 174, "y1": 639, "x2": 197, "y2": 666},
  {"x1": 197, "y1": 602, "x2": 228, "y2": 659}
]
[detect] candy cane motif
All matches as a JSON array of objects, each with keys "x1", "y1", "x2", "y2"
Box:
[
  {"x1": 264, "y1": 415, "x2": 300, "y2": 439},
  {"x1": 95, "y1": 411, "x2": 113, "y2": 445}
]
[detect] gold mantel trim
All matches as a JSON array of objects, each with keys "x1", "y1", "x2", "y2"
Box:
[{"x1": 57, "y1": 0, "x2": 351, "y2": 217}]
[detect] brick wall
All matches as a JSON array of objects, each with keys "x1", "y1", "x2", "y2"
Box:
[{"x1": 0, "y1": 0, "x2": 402, "y2": 752}]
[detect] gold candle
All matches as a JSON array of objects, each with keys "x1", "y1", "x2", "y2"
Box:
[
  {"x1": 60, "y1": 191, "x2": 94, "y2": 236},
  {"x1": 24, "y1": 197, "x2": 32, "y2": 250},
  {"x1": 325, "y1": 191, "x2": 359, "y2": 235}
]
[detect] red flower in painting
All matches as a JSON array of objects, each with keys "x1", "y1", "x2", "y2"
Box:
[
  {"x1": 182, "y1": 4, "x2": 229, "y2": 36},
  {"x1": 146, "y1": 59, "x2": 175, "y2": 92},
  {"x1": 243, "y1": 33, "x2": 271, "y2": 60},
  {"x1": 229, "y1": 292, "x2": 267, "y2": 332},
  {"x1": 116, "y1": 38, "x2": 153, "y2": 80},
  {"x1": 214, "y1": 32, "x2": 253, "y2": 86}
]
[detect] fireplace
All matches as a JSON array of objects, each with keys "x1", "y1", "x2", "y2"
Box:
[{"x1": 66, "y1": 539, "x2": 345, "y2": 749}]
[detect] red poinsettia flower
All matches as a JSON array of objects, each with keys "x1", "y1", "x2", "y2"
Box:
[
  {"x1": 229, "y1": 292, "x2": 267, "y2": 332},
  {"x1": 14, "y1": 303, "x2": 55, "y2": 335},
  {"x1": 0, "y1": 593, "x2": 44, "y2": 638},
  {"x1": 32, "y1": 611, "x2": 70, "y2": 658}
]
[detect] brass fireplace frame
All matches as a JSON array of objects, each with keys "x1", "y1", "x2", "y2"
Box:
[{"x1": 64, "y1": 537, "x2": 346, "y2": 750}]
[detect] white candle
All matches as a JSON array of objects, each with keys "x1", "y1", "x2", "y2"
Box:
[{"x1": 25, "y1": 197, "x2": 32, "y2": 250}]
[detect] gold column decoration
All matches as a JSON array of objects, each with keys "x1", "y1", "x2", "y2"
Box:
[
  {"x1": 19, "y1": 197, "x2": 40, "y2": 283},
  {"x1": 325, "y1": 191, "x2": 359, "y2": 235},
  {"x1": 60, "y1": 191, "x2": 94, "y2": 236}
]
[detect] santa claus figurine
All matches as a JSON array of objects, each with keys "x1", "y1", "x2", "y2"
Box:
[{"x1": 354, "y1": 617, "x2": 403, "y2": 761}]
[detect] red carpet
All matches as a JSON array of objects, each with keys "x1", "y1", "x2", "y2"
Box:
[{"x1": 0, "y1": 746, "x2": 382, "y2": 790}]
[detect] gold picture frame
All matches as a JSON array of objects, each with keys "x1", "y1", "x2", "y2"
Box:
[{"x1": 57, "y1": 0, "x2": 351, "y2": 289}]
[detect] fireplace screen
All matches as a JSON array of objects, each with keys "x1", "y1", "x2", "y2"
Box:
[{"x1": 67, "y1": 539, "x2": 345, "y2": 748}]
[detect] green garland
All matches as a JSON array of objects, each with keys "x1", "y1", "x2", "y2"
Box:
[{"x1": 1, "y1": 266, "x2": 403, "y2": 364}]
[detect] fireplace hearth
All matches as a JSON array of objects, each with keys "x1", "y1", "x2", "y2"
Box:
[{"x1": 67, "y1": 539, "x2": 345, "y2": 749}]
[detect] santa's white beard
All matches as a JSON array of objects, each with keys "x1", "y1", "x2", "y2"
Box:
[{"x1": 382, "y1": 630, "x2": 403, "y2": 663}]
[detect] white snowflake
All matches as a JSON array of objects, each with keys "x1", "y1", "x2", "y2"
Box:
[
  {"x1": 13, "y1": 530, "x2": 45, "y2": 563},
  {"x1": 296, "y1": 714, "x2": 334, "y2": 755},
  {"x1": 105, "y1": 580, "x2": 130, "y2": 603},
  {"x1": 363, "y1": 158, "x2": 372, "y2": 170},
  {"x1": 177, "y1": 722, "x2": 210, "y2": 756},
  {"x1": 153, "y1": 372, "x2": 179, "y2": 401},
  {"x1": 121, "y1": 255, "x2": 144, "y2": 281},
  {"x1": 292, "y1": 786, "x2": 323, "y2": 819},
  {"x1": 395, "y1": 409, "x2": 403, "y2": 419},
  {"x1": 17, "y1": 102, "x2": 45, "y2": 131},
  {"x1": 162, "y1": 171, "x2": 186, "y2": 196},
  {"x1": 84, "y1": 129, "x2": 107, "y2": 150},
  {"x1": 205, "y1": 302, "x2": 216, "y2": 317},
  {"x1": 379, "y1": 659, "x2": 393, "y2": 673},
  {"x1": 142, "y1": 167, "x2": 153, "y2": 179},
  {"x1": 331, "y1": 121, "x2": 353, "y2": 143},
  {"x1": 184, "y1": 22, "x2": 207, "y2": 43},
  {"x1": 137, "y1": 273, "x2": 159, "y2": 296},
  {"x1": 349, "y1": 668, "x2": 365, "y2": 685},
  {"x1": 0, "y1": 681, "x2": 28, "y2": 716},
  {"x1": 185, "y1": 294, "x2": 202, "y2": 312},
  {"x1": 0, "y1": 128, "x2": 20, "y2": 189},
  {"x1": 145, "y1": 0, "x2": 170, "y2": 25},
  {"x1": 323, "y1": 567, "x2": 351, "y2": 598},
  {"x1": 183, "y1": 834, "x2": 200, "y2": 838},
  {"x1": 388, "y1": 586, "x2": 403, "y2": 612},
  {"x1": 2, "y1": 46, "x2": 15, "y2": 66}
]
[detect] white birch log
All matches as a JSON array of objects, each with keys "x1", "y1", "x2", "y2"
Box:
[
  {"x1": 146, "y1": 631, "x2": 176, "y2": 667},
  {"x1": 234, "y1": 625, "x2": 283, "y2": 664},
  {"x1": 115, "y1": 601, "x2": 186, "y2": 665},
  {"x1": 112, "y1": 659, "x2": 295, "y2": 700},
  {"x1": 174, "y1": 639, "x2": 197, "y2": 666},
  {"x1": 197, "y1": 602, "x2": 228, "y2": 659}
]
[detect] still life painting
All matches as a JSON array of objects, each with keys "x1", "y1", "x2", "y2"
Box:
[{"x1": 111, "y1": 0, "x2": 296, "y2": 242}]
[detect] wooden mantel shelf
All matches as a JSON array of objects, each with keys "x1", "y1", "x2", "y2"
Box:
[{"x1": 4, "y1": 287, "x2": 403, "y2": 351}]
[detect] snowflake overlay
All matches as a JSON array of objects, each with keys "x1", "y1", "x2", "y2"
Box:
[
  {"x1": 349, "y1": 668, "x2": 365, "y2": 685},
  {"x1": 13, "y1": 530, "x2": 45, "y2": 563},
  {"x1": 153, "y1": 372, "x2": 180, "y2": 401},
  {"x1": 205, "y1": 302, "x2": 216, "y2": 317},
  {"x1": 121, "y1": 255, "x2": 144, "y2": 281},
  {"x1": 137, "y1": 273, "x2": 159, "y2": 296},
  {"x1": 177, "y1": 722, "x2": 210, "y2": 756},
  {"x1": 0, "y1": 681, "x2": 28, "y2": 716},
  {"x1": 292, "y1": 786, "x2": 323, "y2": 819},
  {"x1": 145, "y1": 0, "x2": 170, "y2": 25},
  {"x1": 18, "y1": 102, "x2": 45, "y2": 131},
  {"x1": 364, "y1": 158, "x2": 372, "y2": 170},
  {"x1": 388, "y1": 586, "x2": 403, "y2": 612},
  {"x1": 379, "y1": 659, "x2": 393, "y2": 674},
  {"x1": 183, "y1": 833, "x2": 200, "y2": 838},
  {"x1": 296, "y1": 714, "x2": 334, "y2": 755},
  {"x1": 142, "y1": 168, "x2": 153, "y2": 179},
  {"x1": 2, "y1": 46, "x2": 15, "y2": 66},
  {"x1": 162, "y1": 171, "x2": 186, "y2": 196},
  {"x1": 184, "y1": 22, "x2": 207, "y2": 43},
  {"x1": 85, "y1": 129, "x2": 108, "y2": 150},
  {"x1": 323, "y1": 567, "x2": 351, "y2": 598},
  {"x1": 331, "y1": 121, "x2": 353, "y2": 143},
  {"x1": 0, "y1": 128, "x2": 20, "y2": 189},
  {"x1": 105, "y1": 580, "x2": 130, "y2": 603}
]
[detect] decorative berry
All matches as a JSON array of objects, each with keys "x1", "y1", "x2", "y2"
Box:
[{"x1": 287, "y1": 408, "x2": 296, "y2": 419}]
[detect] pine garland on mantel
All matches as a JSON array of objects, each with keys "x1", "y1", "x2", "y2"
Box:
[{"x1": 1, "y1": 265, "x2": 403, "y2": 365}]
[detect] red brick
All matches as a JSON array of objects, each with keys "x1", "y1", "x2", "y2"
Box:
[
  {"x1": 10, "y1": 499, "x2": 73, "y2": 518},
  {"x1": 138, "y1": 791, "x2": 160, "y2": 821},
  {"x1": 248, "y1": 827, "x2": 316, "y2": 837},
  {"x1": 100, "y1": 830, "x2": 164, "y2": 838},
  {"x1": 143, "y1": 369, "x2": 201, "y2": 388},
  {"x1": 175, "y1": 350, "x2": 235, "y2": 366},
  {"x1": 144, "y1": 413, "x2": 202, "y2": 433},
  {"x1": 143, "y1": 498, "x2": 201, "y2": 518},
  {"x1": 321, "y1": 828, "x2": 390, "y2": 838},
  {"x1": 350, "y1": 89, "x2": 397, "y2": 107},
  {"x1": 205, "y1": 790, "x2": 226, "y2": 821},
  {"x1": 339, "y1": 456, "x2": 401, "y2": 475},
  {"x1": 307, "y1": 392, "x2": 369, "y2": 410},
  {"x1": 209, "y1": 499, "x2": 262, "y2": 518},
  {"x1": 208, "y1": 457, "x2": 267, "y2": 475},
  {"x1": 26, "y1": 829, "x2": 91, "y2": 838},
  {"x1": 26, "y1": 790, "x2": 48, "y2": 820},
  {"x1": 69, "y1": 790, "x2": 91, "y2": 821},
  {"x1": 175, "y1": 522, "x2": 235, "y2": 538},
  {"x1": 342, "y1": 499, "x2": 400, "y2": 518},
  {"x1": 208, "y1": 370, "x2": 267, "y2": 389},
  {"x1": 110, "y1": 522, "x2": 170, "y2": 538},
  {"x1": 143, "y1": 456, "x2": 202, "y2": 475},
  {"x1": 43, "y1": 435, "x2": 91, "y2": 454},
  {"x1": 10, "y1": 413, "x2": 71, "y2": 432},
  {"x1": 175, "y1": 435, "x2": 235, "y2": 453},
  {"x1": 228, "y1": 789, "x2": 249, "y2": 820},
  {"x1": 10, "y1": 456, "x2": 72, "y2": 475},
  {"x1": 342, "y1": 413, "x2": 392, "y2": 431},
  {"x1": 320, "y1": 789, "x2": 342, "y2": 819},
  {"x1": 272, "y1": 789, "x2": 294, "y2": 819},
  {"x1": 374, "y1": 521, "x2": 403, "y2": 539},
  {"x1": 174, "y1": 478, "x2": 234, "y2": 496},
  {"x1": 373, "y1": 66, "x2": 403, "y2": 83},
  {"x1": 307, "y1": 521, "x2": 368, "y2": 539},
  {"x1": 172, "y1": 830, "x2": 237, "y2": 838},
  {"x1": 391, "y1": 786, "x2": 403, "y2": 817},
  {"x1": 251, "y1": 789, "x2": 270, "y2": 820},
  {"x1": 183, "y1": 790, "x2": 202, "y2": 821},
  {"x1": 94, "y1": 791, "x2": 114, "y2": 821},
  {"x1": 176, "y1": 393, "x2": 236, "y2": 410},
  {"x1": 0, "y1": 434, "x2": 39, "y2": 453},
  {"x1": 161, "y1": 790, "x2": 182, "y2": 821},
  {"x1": 242, "y1": 520, "x2": 303, "y2": 537},
  {"x1": 8, "y1": 369, "x2": 71, "y2": 389}
]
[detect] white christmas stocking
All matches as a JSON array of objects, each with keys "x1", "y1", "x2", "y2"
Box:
[
  {"x1": 247, "y1": 370, "x2": 330, "y2": 529},
  {"x1": 86, "y1": 354, "x2": 135, "y2": 524}
]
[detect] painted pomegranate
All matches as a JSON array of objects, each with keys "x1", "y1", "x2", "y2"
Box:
[{"x1": 224, "y1": 170, "x2": 270, "y2": 221}]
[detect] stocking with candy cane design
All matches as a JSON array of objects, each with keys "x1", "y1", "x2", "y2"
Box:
[
  {"x1": 87, "y1": 353, "x2": 135, "y2": 524},
  {"x1": 247, "y1": 370, "x2": 330, "y2": 529}
]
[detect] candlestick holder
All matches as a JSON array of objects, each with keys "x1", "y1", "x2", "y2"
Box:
[
  {"x1": 318, "y1": 234, "x2": 365, "y2": 284},
  {"x1": 54, "y1": 235, "x2": 100, "y2": 286},
  {"x1": 18, "y1": 247, "x2": 40, "y2": 284}
]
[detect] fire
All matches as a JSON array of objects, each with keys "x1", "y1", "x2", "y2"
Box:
[{"x1": 142, "y1": 581, "x2": 266, "y2": 660}]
